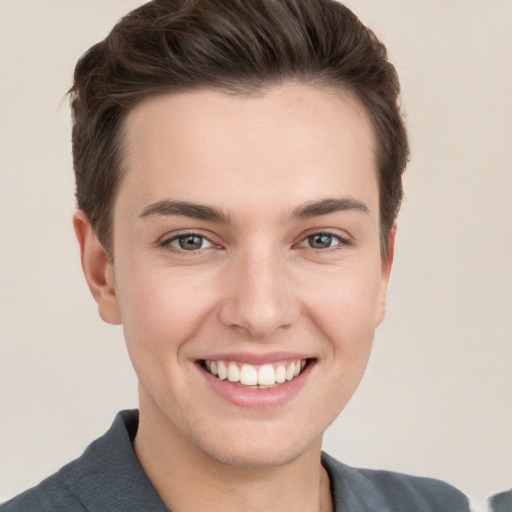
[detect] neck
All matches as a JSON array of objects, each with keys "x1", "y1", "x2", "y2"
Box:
[{"x1": 133, "y1": 395, "x2": 333, "y2": 512}]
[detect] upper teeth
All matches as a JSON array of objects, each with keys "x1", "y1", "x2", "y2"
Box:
[{"x1": 205, "y1": 359, "x2": 306, "y2": 387}]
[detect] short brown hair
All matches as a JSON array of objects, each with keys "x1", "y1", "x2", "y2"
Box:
[{"x1": 70, "y1": 0, "x2": 409, "y2": 258}]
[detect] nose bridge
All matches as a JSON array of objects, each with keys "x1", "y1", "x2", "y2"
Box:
[{"x1": 219, "y1": 241, "x2": 297, "y2": 337}]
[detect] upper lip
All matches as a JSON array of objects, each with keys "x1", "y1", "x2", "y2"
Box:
[{"x1": 197, "y1": 351, "x2": 313, "y2": 365}]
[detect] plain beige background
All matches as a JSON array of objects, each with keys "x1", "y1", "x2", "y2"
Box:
[{"x1": 1, "y1": 0, "x2": 511, "y2": 508}]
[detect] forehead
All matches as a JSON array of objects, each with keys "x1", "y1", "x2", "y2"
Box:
[{"x1": 118, "y1": 84, "x2": 378, "y2": 219}]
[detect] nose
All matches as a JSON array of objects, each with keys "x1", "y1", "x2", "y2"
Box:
[{"x1": 217, "y1": 247, "x2": 299, "y2": 339}]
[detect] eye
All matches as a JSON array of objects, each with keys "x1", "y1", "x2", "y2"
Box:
[
  {"x1": 298, "y1": 232, "x2": 348, "y2": 250},
  {"x1": 164, "y1": 233, "x2": 213, "y2": 251}
]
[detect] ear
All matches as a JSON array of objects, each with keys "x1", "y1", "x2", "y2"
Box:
[
  {"x1": 375, "y1": 224, "x2": 396, "y2": 327},
  {"x1": 73, "y1": 210, "x2": 121, "y2": 325}
]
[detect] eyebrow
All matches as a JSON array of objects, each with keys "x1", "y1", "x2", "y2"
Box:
[
  {"x1": 290, "y1": 197, "x2": 369, "y2": 220},
  {"x1": 139, "y1": 196, "x2": 369, "y2": 224},
  {"x1": 139, "y1": 200, "x2": 230, "y2": 223}
]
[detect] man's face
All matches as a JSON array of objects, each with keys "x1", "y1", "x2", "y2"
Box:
[{"x1": 97, "y1": 84, "x2": 393, "y2": 467}]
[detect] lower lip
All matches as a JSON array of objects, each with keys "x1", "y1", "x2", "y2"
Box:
[{"x1": 199, "y1": 361, "x2": 313, "y2": 409}]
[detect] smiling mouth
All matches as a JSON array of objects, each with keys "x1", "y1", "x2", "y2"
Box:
[{"x1": 200, "y1": 359, "x2": 310, "y2": 389}]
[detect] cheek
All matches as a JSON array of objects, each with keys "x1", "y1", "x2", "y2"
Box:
[
  {"x1": 116, "y1": 268, "x2": 206, "y2": 351},
  {"x1": 115, "y1": 269, "x2": 217, "y2": 405},
  {"x1": 304, "y1": 265, "x2": 383, "y2": 339}
]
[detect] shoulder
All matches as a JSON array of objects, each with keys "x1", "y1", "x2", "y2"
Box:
[
  {"x1": 322, "y1": 452, "x2": 471, "y2": 512},
  {"x1": 489, "y1": 488, "x2": 512, "y2": 512},
  {"x1": 1, "y1": 465, "x2": 87, "y2": 512},
  {"x1": 2, "y1": 410, "x2": 150, "y2": 512}
]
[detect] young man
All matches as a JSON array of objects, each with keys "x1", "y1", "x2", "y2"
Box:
[{"x1": 3, "y1": 1, "x2": 471, "y2": 510}]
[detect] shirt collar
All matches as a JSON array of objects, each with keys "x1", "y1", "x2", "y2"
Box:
[{"x1": 67, "y1": 409, "x2": 169, "y2": 512}]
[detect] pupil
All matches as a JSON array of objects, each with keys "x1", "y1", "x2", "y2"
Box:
[
  {"x1": 179, "y1": 235, "x2": 202, "y2": 250},
  {"x1": 310, "y1": 234, "x2": 332, "y2": 249}
]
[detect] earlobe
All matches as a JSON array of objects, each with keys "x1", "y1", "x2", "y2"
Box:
[
  {"x1": 73, "y1": 210, "x2": 122, "y2": 325},
  {"x1": 375, "y1": 224, "x2": 396, "y2": 327}
]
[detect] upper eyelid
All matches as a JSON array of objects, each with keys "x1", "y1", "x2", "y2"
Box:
[
  {"x1": 167, "y1": 233, "x2": 211, "y2": 243},
  {"x1": 296, "y1": 228, "x2": 352, "y2": 242},
  {"x1": 159, "y1": 232, "x2": 217, "y2": 254},
  {"x1": 159, "y1": 230, "x2": 216, "y2": 245},
  {"x1": 298, "y1": 233, "x2": 349, "y2": 246}
]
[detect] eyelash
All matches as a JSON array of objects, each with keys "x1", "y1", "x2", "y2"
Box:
[
  {"x1": 160, "y1": 232, "x2": 215, "y2": 254},
  {"x1": 159, "y1": 230, "x2": 352, "y2": 254},
  {"x1": 297, "y1": 230, "x2": 353, "y2": 251}
]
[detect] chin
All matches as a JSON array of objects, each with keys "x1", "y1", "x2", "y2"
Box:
[
  {"x1": 190, "y1": 421, "x2": 321, "y2": 469},
  {"x1": 201, "y1": 439, "x2": 307, "y2": 469}
]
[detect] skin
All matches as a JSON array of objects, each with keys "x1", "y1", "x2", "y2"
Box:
[{"x1": 74, "y1": 83, "x2": 395, "y2": 512}]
